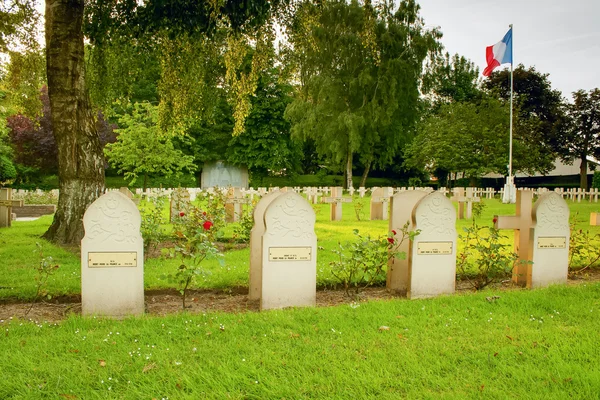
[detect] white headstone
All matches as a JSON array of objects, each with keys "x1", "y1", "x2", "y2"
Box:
[
  {"x1": 81, "y1": 191, "x2": 144, "y2": 317},
  {"x1": 261, "y1": 192, "x2": 316, "y2": 310},
  {"x1": 387, "y1": 190, "x2": 429, "y2": 294},
  {"x1": 248, "y1": 191, "x2": 283, "y2": 301},
  {"x1": 528, "y1": 192, "x2": 570, "y2": 288},
  {"x1": 408, "y1": 192, "x2": 457, "y2": 299}
]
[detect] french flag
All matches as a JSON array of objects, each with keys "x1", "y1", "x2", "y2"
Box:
[{"x1": 483, "y1": 28, "x2": 512, "y2": 76}]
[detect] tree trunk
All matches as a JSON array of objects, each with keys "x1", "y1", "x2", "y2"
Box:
[
  {"x1": 359, "y1": 159, "x2": 371, "y2": 188},
  {"x1": 580, "y1": 156, "x2": 588, "y2": 190},
  {"x1": 43, "y1": 0, "x2": 105, "y2": 245},
  {"x1": 346, "y1": 147, "x2": 353, "y2": 189}
]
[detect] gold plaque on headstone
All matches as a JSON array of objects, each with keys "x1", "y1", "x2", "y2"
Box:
[
  {"x1": 269, "y1": 247, "x2": 312, "y2": 261},
  {"x1": 417, "y1": 241, "x2": 453, "y2": 255},
  {"x1": 88, "y1": 252, "x2": 138, "y2": 268},
  {"x1": 537, "y1": 237, "x2": 566, "y2": 249}
]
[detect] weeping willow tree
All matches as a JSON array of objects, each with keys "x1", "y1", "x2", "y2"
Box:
[
  {"x1": 42, "y1": 0, "x2": 281, "y2": 245},
  {"x1": 84, "y1": 0, "x2": 281, "y2": 136}
]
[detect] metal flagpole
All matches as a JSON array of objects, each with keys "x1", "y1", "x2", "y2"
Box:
[
  {"x1": 508, "y1": 23, "x2": 513, "y2": 180},
  {"x1": 502, "y1": 23, "x2": 516, "y2": 204}
]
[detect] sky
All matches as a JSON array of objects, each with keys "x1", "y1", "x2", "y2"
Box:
[{"x1": 417, "y1": 0, "x2": 600, "y2": 99}]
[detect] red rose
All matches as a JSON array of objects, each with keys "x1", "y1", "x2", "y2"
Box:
[
  {"x1": 203, "y1": 221, "x2": 213, "y2": 231},
  {"x1": 387, "y1": 237, "x2": 394, "y2": 244},
  {"x1": 179, "y1": 211, "x2": 185, "y2": 217},
  {"x1": 493, "y1": 217, "x2": 498, "y2": 224},
  {"x1": 391, "y1": 230, "x2": 397, "y2": 236},
  {"x1": 203, "y1": 211, "x2": 207, "y2": 216}
]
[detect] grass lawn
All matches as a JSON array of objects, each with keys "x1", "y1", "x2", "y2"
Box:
[
  {"x1": 1, "y1": 196, "x2": 600, "y2": 398},
  {"x1": 1, "y1": 283, "x2": 599, "y2": 398}
]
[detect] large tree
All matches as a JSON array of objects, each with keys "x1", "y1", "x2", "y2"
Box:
[
  {"x1": 43, "y1": 0, "x2": 105, "y2": 244},
  {"x1": 483, "y1": 64, "x2": 564, "y2": 161},
  {"x1": 404, "y1": 96, "x2": 555, "y2": 184},
  {"x1": 42, "y1": 0, "x2": 277, "y2": 245},
  {"x1": 228, "y1": 67, "x2": 302, "y2": 181},
  {"x1": 284, "y1": 0, "x2": 440, "y2": 188},
  {"x1": 558, "y1": 89, "x2": 600, "y2": 189}
]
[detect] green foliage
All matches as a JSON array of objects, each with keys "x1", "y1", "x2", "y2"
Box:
[
  {"x1": 569, "y1": 213, "x2": 600, "y2": 273},
  {"x1": 593, "y1": 171, "x2": 600, "y2": 189},
  {"x1": 164, "y1": 204, "x2": 224, "y2": 308},
  {"x1": 457, "y1": 203, "x2": 520, "y2": 290},
  {"x1": 228, "y1": 67, "x2": 302, "y2": 177},
  {"x1": 483, "y1": 64, "x2": 564, "y2": 151},
  {"x1": 327, "y1": 225, "x2": 416, "y2": 296},
  {"x1": 232, "y1": 201, "x2": 255, "y2": 243},
  {"x1": 422, "y1": 52, "x2": 481, "y2": 105},
  {"x1": 284, "y1": 0, "x2": 441, "y2": 185},
  {"x1": 0, "y1": 154, "x2": 16, "y2": 183},
  {"x1": 139, "y1": 195, "x2": 169, "y2": 259},
  {"x1": 353, "y1": 195, "x2": 366, "y2": 221},
  {"x1": 558, "y1": 88, "x2": 600, "y2": 188},
  {"x1": 104, "y1": 102, "x2": 197, "y2": 188},
  {"x1": 84, "y1": 0, "x2": 278, "y2": 136},
  {"x1": 24, "y1": 242, "x2": 59, "y2": 316},
  {"x1": 405, "y1": 96, "x2": 555, "y2": 179},
  {"x1": 12, "y1": 189, "x2": 58, "y2": 205},
  {"x1": 2, "y1": 49, "x2": 46, "y2": 117}
]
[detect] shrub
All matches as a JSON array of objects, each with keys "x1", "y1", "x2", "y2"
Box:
[
  {"x1": 0, "y1": 155, "x2": 17, "y2": 183},
  {"x1": 327, "y1": 224, "x2": 418, "y2": 296},
  {"x1": 593, "y1": 171, "x2": 600, "y2": 189},
  {"x1": 457, "y1": 203, "x2": 521, "y2": 290}
]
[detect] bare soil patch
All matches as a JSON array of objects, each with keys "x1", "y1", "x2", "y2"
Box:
[{"x1": 1, "y1": 270, "x2": 599, "y2": 323}]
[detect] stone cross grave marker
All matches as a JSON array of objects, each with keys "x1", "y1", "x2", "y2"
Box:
[
  {"x1": 370, "y1": 187, "x2": 392, "y2": 220},
  {"x1": 0, "y1": 188, "x2": 23, "y2": 228},
  {"x1": 225, "y1": 187, "x2": 251, "y2": 223},
  {"x1": 321, "y1": 186, "x2": 352, "y2": 221},
  {"x1": 528, "y1": 192, "x2": 570, "y2": 288},
  {"x1": 387, "y1": 190, "x2": 429, "y2": 294},
  {"x1": 408, "y1": 191, "x2": 457, "y2": 299},
  {"x1": 591, "y1": 212, "x2": 600, "y2": 226},
  {"x1": 261, "y1": 192, "x2": 316, "y2": 310},
  {"x1": 348, "y1": 187, "x2": 355, "y2": 196},
  {"x1": 358, "y1": 187, "x2": 367, "y2": 198},
  {"x1": 81, "y1": 191, "x2": 144, "y2": 317},
  {"x1": 248, "y1": 190, "x2": 283, "y2": 301},
  {"x1": 170, "y1": 188, "x2": 191, "y2": 222},
  {"x1": 450, "y1": 187, "x2": 481, "y2": 219},
  {"x1": 493, "y1": 189, "x2": 534, "y2": 286}
]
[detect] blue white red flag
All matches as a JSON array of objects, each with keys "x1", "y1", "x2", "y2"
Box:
[{"x1": 483, "y1": 28, "x2": 512, "y2": 76}]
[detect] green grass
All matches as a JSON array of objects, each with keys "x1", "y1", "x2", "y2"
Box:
[
  {"x1": 1, "y1": 283, "x2": 599, "y2": 398},
  {"x1": 1, "y1": 197, "x2": 599, "y2": 301}
]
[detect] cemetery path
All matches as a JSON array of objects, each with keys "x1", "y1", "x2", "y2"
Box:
[{"x1": 1, "y1": 271, "x2": 599, "y2": 322}]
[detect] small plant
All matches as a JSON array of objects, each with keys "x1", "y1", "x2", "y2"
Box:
[
  {"x1": 457, "y1": 202, "x2": 520, "y2": 290},
  {"x1": 353, "y1": 196, "x2": 366, "y2": 221},
  {"x1": 232, "y1": 201, "x2": 256, "y2": 243},
  {"x1": 164, "y1": 205, "x2": 224, "y2": 309},
  {"x1": 327, "y1": 224, "x2": 417, "y2": 297},
  {"x1": 569, "y1": 212, "x2": 600, "y2": 274},
  {"x1": 25, "y1": 243, "x2": 59, "y2": 316},
  {"x1": 139, "y1": 195, "x2": 168, "y2": 259}
]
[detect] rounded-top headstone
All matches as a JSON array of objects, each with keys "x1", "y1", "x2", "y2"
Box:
[
  {"x1": 529, "y1": 192, "x2": 570, "y2": 288},
  {"x1": 81, "y1": 191, "x2": 144, "y2": 317},
  {"x1": 408, "y1": 191, "x2": 457, "y2": 299},
  {"x1": 260, "y1": 192, "x2": 316, "y2": 310}
]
